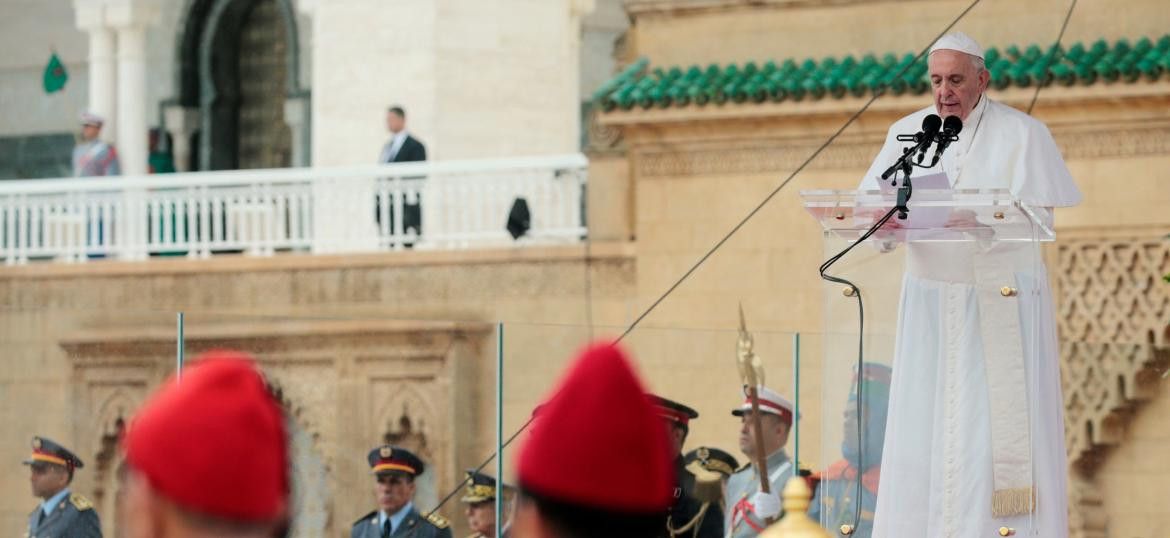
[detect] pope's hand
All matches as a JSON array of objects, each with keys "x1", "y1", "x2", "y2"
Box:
[
  {"x1": 750, "y1": 491, "x2": 782, "y2": 519},
  {"x1": 945, "y1": 209, "x2": 981, "y2": 228}
]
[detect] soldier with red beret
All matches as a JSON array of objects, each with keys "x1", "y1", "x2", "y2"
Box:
[
  {"x1": 118, "y1": 350, "x2": 290, "y2": 538},
  {"x1": 510, "y1": 341, "x2": 676, "y2": 538},
  {"x1": 351, "y1": 445, "x2": 451, "y2": 538}
]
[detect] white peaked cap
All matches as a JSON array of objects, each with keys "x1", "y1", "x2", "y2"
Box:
[
  {"x1": 731, "y1": 385, "x2": 799, "y2": 423},
  {"x1": 930, "y1": 32, "x2": 985, "y2": 59},
  {"x1": 79, "y1": 111, "x2": 105, "y2": 126}
]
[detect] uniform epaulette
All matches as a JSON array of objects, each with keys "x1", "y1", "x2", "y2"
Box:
[
  {"x1": 69, "y1": 493, "x2": 93, "y2": 511},
  {"x1": 354, "y1": 510, "x2": 378, "y2": 526},
  {"x1": 426, "y1": 512, "x2": 450, "y2": 529}
]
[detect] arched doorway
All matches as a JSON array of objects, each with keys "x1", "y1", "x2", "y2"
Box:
[{"x1": 173, "y1": 0, "x2": 308, "y2": 170}]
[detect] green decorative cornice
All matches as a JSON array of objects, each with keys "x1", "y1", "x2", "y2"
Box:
[{"x1": 595, "y1": 35, "x2": 1170, "y2": 112}]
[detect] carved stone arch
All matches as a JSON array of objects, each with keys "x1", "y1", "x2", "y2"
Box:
[
  {"x1": 90, "y1": 390, "x2": 138, "y2": 537},
  {"x1": 374, "y1": 381, "x2": 443, "y2": 511},
  {"x1": 375, "y1": 382, "x2": 439, "y2": 462},
  {"x1": 263, "y1": 374, "x2": 333, "y2": 537},
  {"x1": 263, "y1": 372, "x2": 326, "y2": 454}
]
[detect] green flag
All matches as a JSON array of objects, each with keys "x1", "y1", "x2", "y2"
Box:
[{"x1": 43, "y1": 52, "x2": 68, "y2": 93}]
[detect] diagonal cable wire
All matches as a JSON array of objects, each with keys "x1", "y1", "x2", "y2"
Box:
[
  {"x1": 1027, "y1": 0, "x2": 1079, "y2": 115},
  {"x1": 614, "y1": 0, "x2": 984, "y2": 343},
  {"x1": 408, "y1": 1, "x2": 987, "y2": 532}
]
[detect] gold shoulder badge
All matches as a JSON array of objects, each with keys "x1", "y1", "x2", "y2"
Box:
[
  {"x1": 426, "y1": 513, "x2": 450, "y2": 529},
  {"x1": 70, "y1": 493, "x2": 93, "y2": 511},
  {"x1": 380, "y1": 446, "x2": 392, "y2": 458}
]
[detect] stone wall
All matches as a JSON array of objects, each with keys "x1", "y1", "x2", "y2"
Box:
[
  {"x1": 309, "y1": 0, "x2": 587, "y2": 165},
  {"x1": 0, "y1": 244, "x2": 637, "y2": 537}
]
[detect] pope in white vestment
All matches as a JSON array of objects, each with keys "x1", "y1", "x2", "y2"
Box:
[{"x1": 857, "y1": 33, "x2": 1081, "y2": 537}]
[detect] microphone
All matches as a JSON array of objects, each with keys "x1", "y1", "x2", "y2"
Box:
[
  {"x1": 883, "y1": 114, "x2": 942, "y2": 180},
  {"x1": 928, "y1": 115, "x2": 963, "y2": 167},
  {"x1": 916, "y1": 114, "x2": 942, "y2": 164}
]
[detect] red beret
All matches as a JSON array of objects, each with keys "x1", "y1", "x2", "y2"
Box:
[
  {"x1": 517, "y1": 341, "x2": 674, "y2": 513},
  {"x1": 124, "y1": 350, "x2": 288, "y2": 521}
]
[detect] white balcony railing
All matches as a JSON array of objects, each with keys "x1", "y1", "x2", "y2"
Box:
[{"x1": 0, "y1": 154, "x2": 588, "y2": 265}]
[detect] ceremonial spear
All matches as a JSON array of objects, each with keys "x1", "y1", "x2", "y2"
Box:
[{"x1": 736, "y1": 304, "x2": 775, "y2": 525}]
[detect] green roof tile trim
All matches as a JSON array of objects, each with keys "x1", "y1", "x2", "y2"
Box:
[{"x1": 595, "y1": 35, "x2": 1170, "y2": 112}]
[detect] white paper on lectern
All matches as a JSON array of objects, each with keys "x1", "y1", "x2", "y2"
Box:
[{"x1": 875, "y1": 172, "x2": 951, "y2": 229}]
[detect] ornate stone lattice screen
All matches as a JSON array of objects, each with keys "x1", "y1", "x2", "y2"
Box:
[{"x1": 1055, "y1": 238, "x2": 1170, "y2": 538}]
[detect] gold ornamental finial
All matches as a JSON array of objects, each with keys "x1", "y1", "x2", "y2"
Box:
[
  {"x1": 757, "y1": 477, "x2": 832, "y2": 538},
  {"x1": 736, "y1": 303, "x2": 765, "y2": 389}
]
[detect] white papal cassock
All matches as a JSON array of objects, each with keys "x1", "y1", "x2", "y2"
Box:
[{"x1": 858, "y1": 94, "x2": 1081, "y2": 537}]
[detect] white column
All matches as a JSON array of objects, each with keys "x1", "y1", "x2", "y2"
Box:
[
  {"x1": 75, "y1": 1, "x2": 117, "y2": 143},
  {"x1": 284, "y1": 97, "x2": 309, "y2": 167},
  {"x1": 90, "y1": 29, "x2": 117, "y2": 143},
  {"x1": 568, "y1": 0, "x2": 594, "y2": 153},
  {"x1": 115, "y1": 24, "x2": 148, "y2": 176},
  {"x1": 163, "y1": 105, "x2": 199, "y2": 172}
]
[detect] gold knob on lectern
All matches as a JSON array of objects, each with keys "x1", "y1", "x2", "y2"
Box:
[
  {"x1": 839, "y1": 524, "x2": 855, "y2": 535},
  {"x1": 993, "y1": 211, "x2": 1005, "y2": 220},
  {"x1": 998, "y1": 527, "x2": 1016, "y2": 536},
  {"x1": 834, "y1": 212, "x2": 846, "y2": 220},
  {"x1": 1000, "y1": 286, "x2": 1018, "y2": 297},
  {"x1": 843, "y1": 287, "x2": 857, "y2": 297}
]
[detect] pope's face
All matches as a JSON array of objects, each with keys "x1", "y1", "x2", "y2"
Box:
[{"x1": 928, "y1": 50, "x2": 989, "y2": 121}]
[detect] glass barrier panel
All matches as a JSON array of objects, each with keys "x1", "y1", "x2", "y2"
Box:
[{"x1": 817, "y1": 206, "x2": 1047, "y2": 537}]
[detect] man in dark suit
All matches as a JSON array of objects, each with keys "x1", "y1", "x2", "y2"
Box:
[
  {"x1": 378, "y1": 106, "x2": 427, "y2": 240},
  {"x1": 24, "y1": 436, "x2": 102, "y2": 537},
  {"x1": 351, "y1": 445, "x2": 452, "y2": 538},
  {"x1": 379, "y1": 106, "x2": 426, "y2": 164}
]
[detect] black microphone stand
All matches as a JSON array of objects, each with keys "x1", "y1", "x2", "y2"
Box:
[
  {"x1": 816, "y1": 134, "x2": 935, "y2": 536},
  {"x1": 880, "y1": 133, "x2": 934, "y2": 220}
]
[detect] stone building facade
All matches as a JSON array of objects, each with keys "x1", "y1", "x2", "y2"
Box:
[{"x1": 1, "y1": 0, "x2": 1169, "y2": 537}]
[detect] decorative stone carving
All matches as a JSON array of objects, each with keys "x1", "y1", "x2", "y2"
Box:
[
  {"x1": 1067, "y1": 476, "x2": 1108, "y2": 538},
  {"x1": 628, "y1": 125, "x2": 1170, "y2": 178},
  {"x1": 586, "y1": 104, "x2": 625, "y2": 153},
  {"x1": 1056, "y1": 240, "x2": 1170, "y2": 347},
  {"x1": 1055, "y1": 239, "x2": 1170, "y2": 537},
  {"x1": 59, "y1": 318, "x2": 492, "y2": 537}
]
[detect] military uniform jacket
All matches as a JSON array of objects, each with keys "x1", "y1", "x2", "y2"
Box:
[
  {"x1": 26, "y1": 492, "x2": 101, "y2": 538},
  {"x1": 351, "y1": 507, "x2": 453, "y2": 538},
  {"x1": 666, "y1": 457, "x2": 724, "y2": 538},
  {"x1": 808, "y1": 460, "x2": 879, "y2": 538},
  {"x1": 723, "y1": 451, "x2": 794, "y2": 538}
]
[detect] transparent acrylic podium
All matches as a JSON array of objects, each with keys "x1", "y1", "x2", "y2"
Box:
[{"x1": 802, "y1": 188, "x2": 1056, "y2": 537}]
